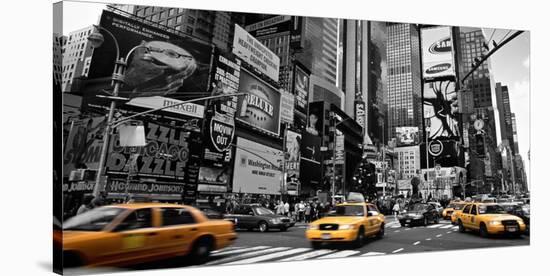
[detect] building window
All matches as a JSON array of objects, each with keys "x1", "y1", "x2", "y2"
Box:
[
  {"x1": 169, "y1": 8, "x2": 176, "y2": 16},
  {"x1": 176, "y1": 16, "x2": 183, "y2": 24},
  {"x1": 161, "y1": 11, "x2": 167, "y2": 19},
  {"x1": 186, "y1": 27, "x2": 193, "y2": 35},
  {"x1": 187, "y1": 17, "x2": 195, "y2": 24}
]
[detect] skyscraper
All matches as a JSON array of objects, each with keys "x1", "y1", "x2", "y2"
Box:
[
  {"x1": 495, "y1": 82, "x2": 514, "y2": 153},
  {"x1": 386, "y1": 23, "x2": 422, "y2": 140},
  {"x1": 53, "y1": 33, "x2": 65, "y2": 87},
  {"x1": 61, "y1": 25, "x2": 95, "y2": 92}
]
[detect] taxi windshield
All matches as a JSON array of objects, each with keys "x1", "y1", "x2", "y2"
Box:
[
  {"x1": 479, "y1": 205, "x2": 507, "y2": 215},
  {"x1": 254, "y1": 207, "x2": 275, "y2": 215},
  {"x1": 408, "y1": 204, "x2": 428, "y2": 211},
  {"x1": 63, "y1": 207, "x2": 125, "y2": 231},
  {"x1": 450, "y1": 203, "x2": 464, "y2": 210},
  {"x1": 328, "y1": 205, "x2": 365, "y2": 216}
]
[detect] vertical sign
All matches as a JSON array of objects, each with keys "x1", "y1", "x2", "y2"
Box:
[{"x1": 421, "y1": 26, "x2": 456, "y2": 81}]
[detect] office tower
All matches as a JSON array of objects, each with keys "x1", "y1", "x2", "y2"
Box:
[
  {"x1": 386, "y1": 23, "x2": 422, "y2": 141},
  {"x1": 495, "y1": 82, "x2": 515, "y2": 153},
  {"x1": 61, "y1": 25, "x2": 95, "y2": 92}
]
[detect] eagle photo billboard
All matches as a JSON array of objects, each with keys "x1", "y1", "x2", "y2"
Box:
[
  {"x1": 421, "y1": 26, "x2": 456, "y2": 80},
  {"x1": 232, "y1": 137, "x2": 283, "y2": 195},
  {"x1": 236, "y1": 69, "x2": 282, "y2": 136}
]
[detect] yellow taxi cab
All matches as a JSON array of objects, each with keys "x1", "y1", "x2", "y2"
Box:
[
  {"x1": 62, "y1": 203, "x2": 237, "y2": 268},
  {"x1": 456, "y1": 203, "x2": 526, "y2": 237},
  {"x1": 443, "y1": 201, "x2": 465, "y2": 220},
  {"x1": 305, "y1": 201, "x2": 385, "y2": 249}
]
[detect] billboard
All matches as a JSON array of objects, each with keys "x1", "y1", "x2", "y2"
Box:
[
  {"x1": 63, "y1": 116, "x2": 107, "y2": 176},
  {"x1": 306, "y1": 101, "x2": 325, "y2": 137},
  {"x1": 421, "y1": 26, "x2": 455, "y2": 80},
  {"x1": 423, "y1": 81, "x2": 460, "y2": 139},
  {"x1": 396, "y1": 127, "x2": 420, "y2": 146},
  {"x1": 233, "y1": 24, "x2": 280, "y2": 82},
  {"x1": 232, "y1": 137, "x2": 283, "y2": 195},
  {"x1": 285, "y1": 130, "x2": 301, "y2": 179},
  {"x1": 245, "y1": 15, "x2": 292, "y2": 38},
  {"x1": 87, "y1": 10, "x2": 214, "y2": 99},
  {"x1": 354, "y1": 100, "x2": 366, "y2": 135},
  {"x1": 236, "y1": 69, "x2": 282, "y2": 136},
  {"x1": 293, "y1": 64, "x2": 310, "y2": 115}
]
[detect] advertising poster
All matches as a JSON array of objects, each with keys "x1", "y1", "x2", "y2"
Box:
[
  {"x1": 236, "y1": 69, "x2": 282, "y2": 136},
  {"x1": 396, "y1": 126, "x2": 420, "y2": 146},
  {"x1": 233, "y1": 24, "x2": 280, "y2": 82},
  {"x1": 306, "y1": 101, "x2": 324, "y2": 137},
  {"x1": 285, "y1": 130, "x2": 301, "y2": 179},
  {"x1": 245, "y1": 15, "x2": 292, "y2": 38},
  {"x1": 423, "y1": 81, "x2": 460, "y2": 139},
  {"x1": 293, "y1": 64, "x2": 310, "y2": 115},
  {"x1": 105, "y1": 179, "x2": 185, "y2": 195},
  {"x1": 87, "y1": 10, "x2": 214, "y2": 100},
  {"x1": 421, "y1": 26, "x2": 455, "y2": 80},
  {"x1": 232, "y1": 137, "x2": 283, "y2": 195},
  {"x1": 280, "y1": 90, "x2": 295, "y2": 124},
  {"x1": 105, "y1": 121, "x2": 196, "y2": 180},
  {"x1": 63, "y1": 116, "x2": 107, "y2": 176},
  {"x1": 290, "y1": 16, "x2": 305, "y2": 49}
]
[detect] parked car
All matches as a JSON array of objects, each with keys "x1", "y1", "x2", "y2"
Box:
[
  {"x1": 224, "y1": 204, "x2": 295, "y2": 232},
  {"x1": 398, "y1": 203, "x2": 440, "y2": 226},
  {"x1": 306, "y1": 201, "x2": 385, "y2": 249},
  {"x1": 61, "y1": 203, "x2": 237, "y2": 267}
]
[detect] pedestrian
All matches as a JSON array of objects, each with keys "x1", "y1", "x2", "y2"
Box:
[
  {"x1": 76, "y1": 195, "x2": 94, "y2": 215},
  {"x1": 304, "y1": 204, "x2": 311, "y2": 223},
  {"x1": 298, "y1": 201, "x2": 305, "y2": 222},
  {"x1": 392, "y1": 202, "x2": 400, "y2": 218},
  {"x1": 284, "y1": 201, "x2": 290, "y2": 217},
  {"x1": 276, "y1": 201, "x2": 285, "y2": 215}
]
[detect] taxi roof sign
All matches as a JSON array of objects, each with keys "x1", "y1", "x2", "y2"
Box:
[{"x1": 346, "y1": 192, "x2": 365, "y2": 203}]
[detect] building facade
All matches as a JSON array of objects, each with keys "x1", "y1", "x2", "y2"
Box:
[
  {"x1": 395, "y1": 145, "x2": 420, "y2": 180},
  {"x1": 61, "y1": 25, "x2": 95, "y2": 92},
  {"x1": 53, "y1": 33, "x2": 65, "y2": 87},
  {"x1": 386, "y1": 23, "x2": 423, "y2": 141}
]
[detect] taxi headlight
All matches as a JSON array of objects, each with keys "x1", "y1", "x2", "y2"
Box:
[
  {"x1": 489, "y1": 221, "x2": 501, "y2": 226},
  {"x1": 517, "y1": 219, "x2": 525, "y2": 225},
  {"x1": 308, "y1": 224, "x2": 319, "y2": 230},
  {"x1": 339, "y1": 224, "x2": 355, "y2": 230}
]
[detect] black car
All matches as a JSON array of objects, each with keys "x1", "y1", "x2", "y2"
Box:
[
  {"x1": 398, "y1": 203, "x2": 440, "y2": 226},
  {"x1": 503, "y1": 203, "x2": 530, "y2": 234},
  {"x1": 224, "y1": 204, "x2": 295, "y2": 232}
]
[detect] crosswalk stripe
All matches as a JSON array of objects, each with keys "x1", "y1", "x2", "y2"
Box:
[
  {"x1": 211, "y1": 246, "x2": 269, "y2": 257},
  {"x1": 452, "y1": 226, "x2": 459, "y2": 229},
  {"x1": 224, "y1": 248, "x2": 311, "y2": 265},
  {"x1": 318, "y1": 250, "x2": 360, "y2": 259},
  {"x1": 440, "y1": 224, "x2": 454, "y2": 229},
  {"x1": 208, "y1": 247, "x2": 289, "y2": 265},
  {"x1": 279, "y1": 249, "x2": 335, "y2": 261},
  {"x1": 391, "y1": 225, "x2": 401, "y2": 228},
  {"x1": 361, "y1": 251, "x2": 386, "y2": 256},
  {"x1": 427, "y1": 224, "x2": 443, "y2": 228},
  {"x1": 211, "y1": 246, "x2": 243, "y2": 254}
]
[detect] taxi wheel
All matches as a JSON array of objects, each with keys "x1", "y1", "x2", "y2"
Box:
[
  {"x1": 311, "y1": 241, "x2": 322, "y2": 249},
  {"x1": 458, "y1": 220, "x2": 466, "y2": 233},
  {"x1": 258, "y1": 221, "x2": 269, "y2": 233},
  {"x1": 190, "y1": 237, "x2": 213, "y2": 264},
  {"x1": 376, "y1": 223, "x2": 385, "y2": 238},
  {"x1": 63, "y1": 251, "x2": 83, "y2": 268},
  {"x1": 353, "y1": 228, "x2": 365, "y2": 248},
  {"x1": 479, "y1": 223, "x2": 489, "y2": 238}
]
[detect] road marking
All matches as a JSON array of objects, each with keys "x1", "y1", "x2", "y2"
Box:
[
  {"x1": 447, "y1": 231, "x2": 452, "y2": 234},
  {"x1": 211, "y1": 246, "x2": 269, "y2": 256},
  {"x1": 279, "y1": 249, "x2": 334, "y2": 261},
  {"x1": 208, "y1": 247, "x2": 289, "y2": 265},
  {"x1": 361, "y1": 252, "x2": 386, "y2": 256},
  {"x1": 427, "y1": 224, "x2": 443, "y2": 228},
  {"x1": 436, "y1": 234, "x2": 443, "y2": 237},
  {"x1": 452, "y1": 226, "x2": 459, "y2": 229},
  {"x1": 413, "y1": 241, "x2": 420, "y2": 245},
  {"x1": 404, "y1": 228, "x2": 410, "y2": 231},
  {"x1": 392, "y1": 248, "x2": 404, "y2": 253},
  {"x1": 211, "y1": 246, "x2": 243, "y2": 253},
  {"x1": 425, "y1": 238, "x2": 432, "y2": 241},
  {"x1": 391, "y1": 225, "x2": 401, "y2": 228},
  {"x1": 224, "y1": 248, "x2": 311, "y2": 265},
  {"x1": 440, "y1": 224, "x2": 454, "y2": 229},
  {"x1": 394, "y1": 230, "x2": 400, "y2": 233},
  {"x1": 318, "y1": 250, "x2": 360, "y2": 259}
]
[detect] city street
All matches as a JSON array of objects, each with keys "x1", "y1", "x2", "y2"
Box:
[{"x1": 64, "y1": 216, "x2": 528, "y2": 274}]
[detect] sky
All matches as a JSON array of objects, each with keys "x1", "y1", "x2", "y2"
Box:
[
  {"x1": 59, "y1": 2, "x2": 531, "y2": 188},
  {"x1": 482, "y1": 28, "x2": 530, "y2": 187}
]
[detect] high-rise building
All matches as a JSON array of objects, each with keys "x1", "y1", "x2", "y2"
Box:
[
  {"x1": 511, "y1": 113, "x2": 519, "y2": 154},
  {"x1": 132, "y1": 5, "x2": 244, "y2": 52},
  {"x1": 386, "y1": 23, "x2": 422, "y2": 141},
  {"x1": 495, "y1": 82, "x2": 514, "y2": 152},
  {"x1": 395, "y1": 146, "x2": 420, "y2": 180},
  {"x1": 61, "y1": 25, "x2": 95, "y2": 92},
  {"x1": 53, "y1": 33, "x2": 65, "y2": 87},
  {"x1": 368, "y1": 21, "x2": 388, "y2": 146}
]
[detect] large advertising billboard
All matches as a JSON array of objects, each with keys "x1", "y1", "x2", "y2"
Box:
[
  {"x1": 87, "y1": 10, "x2": 214, "y2": 99},
  {"x1": 232, "y1": 137, "x2": 283, "y2": 195},
  {"x1": 396, "y1": 126, "x2": 420, "y2": 146},
  {"x1": 233, "y1": 24, "x2": 280, "y2": 82},
  {"x1": 245, "y1": 15, "x2": 291, "y2": 38},
  {"x1": 63, "y1": 116, "x2": 107, "y2": 176},
  {"x1": 423, "y1": 81, "x2": 460, "y2": 139},
  {"x1": 421, "y1": 26, "x2": 455, "y2": 81},
  {"x1": 285, "y1": 130, "x2": 301, "y2": 180},
  {"x1": 236, "y1": 69, "x2": 282, "y2": 136},
  {"x1": 293, "y1": 64, "x2": 310, "y2": 115}
]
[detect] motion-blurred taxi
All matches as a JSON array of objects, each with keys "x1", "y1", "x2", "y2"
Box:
[
  {"x1": 456, "y1": 203, "x2": 526, "y2": 237},
  {"x1": 305, "y1": 201, "x2": 385, "y2": 248},
  {"x1": 443, "y1": 201, "x2": 465, "y2": 220},
  {"x1": 62, "y1": 203, "x2": 237, "y2": 268}
]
